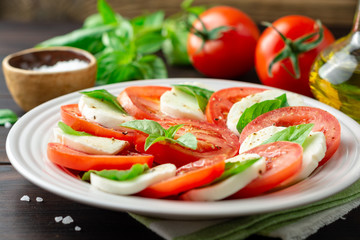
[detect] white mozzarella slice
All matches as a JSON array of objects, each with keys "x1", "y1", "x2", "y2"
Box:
[
  {"x1": 279, "y1": 131, "x2": 326, "y2": 187},
  {"x1": 90, "y1": 164, "x2": 177, "y2": 195},
  {"x1": 239, "y1": 126, "x2": 327, "y2": 187},
  {"x1": 53, "y1": 127, "x2": 129, "y2": 155},
  {"x1": 226, "y1": 89, "x2": 305, "y2": 135},
  {"x1": 181, "y1": 154, "x2": 266, "y2": 201},
  {"x1": 160, "y1": 87, "x2": 205, "y2": 121},
  {"x1": 78, "y1": 95, "x2": 134, "y2": 129}
]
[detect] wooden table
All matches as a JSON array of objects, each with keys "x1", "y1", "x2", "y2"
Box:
[{"x1": 1, "y1": 21, "x2": 359, "y2": 240}]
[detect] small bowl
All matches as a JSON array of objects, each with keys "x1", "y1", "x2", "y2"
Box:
[{"x1": 2, "y1": 46, "x2": 97, "y2": 111}]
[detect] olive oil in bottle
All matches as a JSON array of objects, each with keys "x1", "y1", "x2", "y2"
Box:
[{"x1": 309, "y1": 1, "x2": 360, "y2": 124}]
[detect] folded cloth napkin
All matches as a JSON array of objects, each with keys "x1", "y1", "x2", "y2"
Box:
[{"x1": 130, "y1": 179, "x2": 360, "y2": 240}]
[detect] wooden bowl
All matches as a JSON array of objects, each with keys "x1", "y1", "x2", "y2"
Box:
[{"x1": 2, "y1": 46, "x2": 97, "y2": 111}]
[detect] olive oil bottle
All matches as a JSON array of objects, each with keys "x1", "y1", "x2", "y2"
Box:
[{"x1": 309, "y1": 1, "x2": 360, "y2": 123}]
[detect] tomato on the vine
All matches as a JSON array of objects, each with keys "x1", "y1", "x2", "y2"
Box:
[
  {"x1": 255, "y1": 15, "x2": 335, "y2": 97},
  {"x1": 187, "y1": 6, "x2": 260, "y2": 78}
]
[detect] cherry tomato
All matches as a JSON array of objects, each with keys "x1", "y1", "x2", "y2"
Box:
[
  {"x1": 61, "y1": 104, "x2": 136, "y2": 144},
  {"x1": 239, "y1": 106, "x2": 341, "y2": 166},
  {"x1": 47, "y1": 143, "x2": 153, "y2": 171},
  {"x1": 133, "y1": 118, "x2": 240, "y2": 168},
  {"x1": 205, "y1": 87, "x2": 266, "y2": 127},
  {"x1": 138, "y1": 155, "x2": 225, "y2": 198},
  {"x1": 229, "y1": 141, "x2": 303, "y2": 199},
  {"x1": 187, "y1": 6, "x2": 260, "y2": 78},
  {"x1": 117, "y1": 86, "x2": 171, "y2": 120},
  {"x1": 255, "y1": 15, "x2": 335, "y2": 97}
]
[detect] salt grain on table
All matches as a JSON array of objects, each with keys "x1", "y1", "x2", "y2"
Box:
[
  {"x1": 62, "y1": 216, "x2": 74, "y2": 224},
  {"x1": 55, "y1": 216, "x2": 63, "y2": 223},
  {"x1": 75, "y1": 226, "x2": 81, "y2": 231},
  {"x1": 31, "y1": 59, "x2": 88, "y2": 72},
  {"x1": 20, "y1": 195, "x2": 30, "y2": 202},
  {"x1": 36, "y1": 197, "x2": 43, "y2": 202},
  {"x1": 4, "y1": 122, "x2": 12, "y2": 128}
]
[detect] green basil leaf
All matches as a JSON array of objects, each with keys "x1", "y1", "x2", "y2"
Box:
[
  {"x1": 121, "y1": 120, "x2": 165, "y2": 136},
  {"x1": 97, "y1": 0, "x2": 118, "y2": 25},
  {"x1": 58, "y1": 122, "x2": 92, "y2": 136},
  {"x1": 211, "y1": 158, "x2": 260, "y2": 185},
  {"x1": 36, "y1": 25, "x2": 115, "y2": 54},
  {"x1": 144, "y1": 134, "x2": 166, "y2": 151},
  {"x1": 135, "y1": 32, "x2": 165, "y2": 54},
  {"x1": 82, "y1": 164, "x2": 149, "y2": 181},
  {"x1": 80, "y1": 89, "x2": 127, "y2": 114},
  {"x1": 135, "y1": 55, "x2": 168, "y2": 79},
  {"x1": 173, "y1": 85, "x2": 214, "y2": 112},
  {"x1": 0, "y1": 109, "x2": 18, "y2": 125},
  {"x1": 262, "y1": 123, "x2": 315, "y2": 146},
  {"x1": 174, "y1": 132, "x2": 198, "y2": 150},
  {"x1": 165, "y1": 124, "x2": 184, "y2": 138},
  {"x1": 236, "y1": 94, "x2": 289, "y2": 134},
  {"x1": 131, "y1": 11, "x2": 164, "y2": 34},
  {"x1": 83, "y1": 13, "x2": 105, "y2": 29}
]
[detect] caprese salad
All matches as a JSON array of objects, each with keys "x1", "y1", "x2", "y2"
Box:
[{"x1": 47, "y1": 82, "x2": 341, "y2": 201}]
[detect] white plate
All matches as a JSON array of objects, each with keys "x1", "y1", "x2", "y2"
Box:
[{"x1": 6, "y1": 78, "x2": 360, "y2": 220}]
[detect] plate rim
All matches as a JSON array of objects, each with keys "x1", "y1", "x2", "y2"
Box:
[{"x1": 6, "y1": 78, "x2": 360, "y2": 220}]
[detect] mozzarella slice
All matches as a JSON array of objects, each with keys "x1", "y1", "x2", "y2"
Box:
[
  {"x1": 90, "y1": 164, "x2": 177, "y2": 195},
  {"x1": 226, "y1": 89, "x2": 305, "y2": 135},
  {"x1": 53, "y1": 127, "x2": 129, "y2": 155},
  {"x1": 239, "y1": 126, "x2": 327, "y2": 187},
  {"x1": 160, "y1": 87, "x2": 206, "y2": 121},
  {"x1": 78, "y1": 95, "x2": 134, "y2": 129},
  {"x1": 180, "y1": 154, "x2": 266, "y2": 201}
]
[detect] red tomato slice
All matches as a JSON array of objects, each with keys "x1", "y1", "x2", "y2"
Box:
[
  {"x1": 138, "y1": 155, "x2": 226, "y2": 198},
  {"x1": 47, "y1": 142, "x2": 153, "y2": 171},
  {"x1": 61, "y1": 104, "x2": 136, "y2": 144},
  {"x1": 117, "y1": 86, "x2": 171, "y2": 120},
  {"x1": 133, "y1": 119, "x2": 240, "y2": 167},
  {"x1": 239, "y1": 106, "x2": 341, "y2": 166},
  {"x1": 206, "y1": 87, "x2": 266, "y2": 126},
  {"x1": 229, "y1": 141, "x2": 303, "y2": 199}
]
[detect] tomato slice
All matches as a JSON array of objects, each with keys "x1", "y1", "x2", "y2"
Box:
[
  {"x1": 117, "y1": 86, "x2": 171, "y2": 120},
  {"x1": 229, "y1": 141, "x2": 303, "y2": 199},
  {"x1": 239, "y1": 106, "x2": 341, "y2": 166},
  {"x1": 138, "y1": 155, "x2": 226, "y2": 198},
  {"x1": 61, "y1": 104, "x2": 136, "y2": 144},
  {"x1": 47, "y1": 143, "x2": 154, "y2": 171},
  {"x1": 133, "y1": 119, "x2": 240, "y2": 167},
  {"x1": 205, "y1": 87, "x2": 266, "y2": 127}
]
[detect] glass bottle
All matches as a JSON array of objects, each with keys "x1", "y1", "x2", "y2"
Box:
[{"x1": 309, "y1": 0, "x2": 360, "y2": 123}]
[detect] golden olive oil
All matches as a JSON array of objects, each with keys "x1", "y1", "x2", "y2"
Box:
[{"x1": 310, "y1": 35, "x2": 360, "y2": 123}]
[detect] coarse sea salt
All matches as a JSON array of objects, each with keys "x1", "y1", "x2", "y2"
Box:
[
  {"x1": 32, "y1": 59, "x2": 88, "y2": 73},
  {"x1": 55, "y1": 216, "x2": 63, "y2": 223},
  {"x1": 20, "y1": 195, "x2": 30, "y2": 202},
  {"x1": 36, "y1": 197, "x2": 44, "y2": 202},
  {"x1": 75, "y1": 226, "x2": 81, "y2": 231},
  {"x1": 62, "y1": 216, "x2": 74, "y2": 224}
]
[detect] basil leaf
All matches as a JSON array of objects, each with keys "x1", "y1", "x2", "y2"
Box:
[
  {"x1": 58, "y1": 122, "x2": 92, "y2": 136},
  {"x1": 135, "y1": 55, "x2": 168, "y2": 79},
  {"x1": 0, "y1": 109, "x2": 18, "y2": 125},
  {"x1": 262, "y1": 123, "x2": 314, "y2": 146},
  {"x1": 236, "y1": 94, "x2": 289, "y2": 134},
  {"x1": 144, "y1": 134, "x2": 166, "y2": 151},
  {"x1": 82, "y1": 164, "x2": 149, "y2": 181},
  {"x1": 135, "y1": 32, "x2": 165, "y2": 55},
  {"x1": 211, "y1": 158, "x2": 260, "y2": 185},
  {"x1": 175, "y1": 132, "x2": 198, "y2": 150},
  {"x1": 131, "y1": 11, "x2": 164, "y2": 35},
  {"x1": 97, "y1": 0, "x2": 118, "y2": 25},
  {"x1": 80, "y1": 89, "x2": 127, "y2": 114},
  {"x1": 173, "y1": 85, "x2": 214, "y2": 112},
  {"x1": 165, "y1": 124, "x2": 184, "y2": 138},
  {"x1": 121, "y1": 120, "x2": 165, "y2": 136}
]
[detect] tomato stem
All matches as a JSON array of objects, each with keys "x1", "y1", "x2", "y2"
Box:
[{"x1": 263, "y1": 20, "x2": 324, "y2": 79}]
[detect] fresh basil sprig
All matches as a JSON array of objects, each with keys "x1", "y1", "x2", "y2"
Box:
[
  {"x1": 173, "y1": 84, "x2": 214, "y2": 112},
  {"x1": 0, "y1": 109, "x2": 18, "y2": 126},
  {"x1": 120, "y1": 120, "x2": 197, "y2": 151},
  {"x1": 80, "y1": 89, "x2": 127, "y2": 114},
  {"x1": 58, "y1": 122, "x2": 92, "y2": 136},
  {"x1": 262, "y1": 123, "x2": 314, "y2": 146},
  {"x1": 237, "y1": 94, "x2": 289, "y2": 134},
  {"x1": 211, "y1": 158, "x2": 261, "y2": 185},
  {"x1": 82, "y1": 163, "x2": 149, "y2": 181}
]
